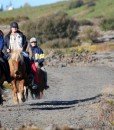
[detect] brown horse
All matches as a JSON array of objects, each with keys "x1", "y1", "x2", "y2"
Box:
[{"x1": 8, "y1": 51, "x2": 28, "y2": 104}]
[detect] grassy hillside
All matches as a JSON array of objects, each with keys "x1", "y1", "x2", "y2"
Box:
[
  {"x1": 0, "y1": 0, "x2": 114, "y2": 21},
  {"x1": 67, "y1": 0, "x2": 114, "y2": 20},
  {"x1": 0, "y1": 1, "x2": 67, "y2": 20}
]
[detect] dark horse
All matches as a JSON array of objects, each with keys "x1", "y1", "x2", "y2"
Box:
[
  {"x1": 0, "y1": 58, "x2": 6, "y2": 105},
  {"x1": 8, "y1": 51, "x2": 28, "y2": 104},
  {"x1": 29, "y1": 62, "x2": 46, "y2": 99}
]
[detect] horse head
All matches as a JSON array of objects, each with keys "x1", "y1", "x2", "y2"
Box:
[{"x1": 9, "y1": 51, "x2": 25, "y2": 78}]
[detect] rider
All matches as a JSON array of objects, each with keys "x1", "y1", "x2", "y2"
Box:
[
  {"x1": 27, "y1": 37, "x2": 49, "y2": 89},
  {"x1": 4, "y1": 22, "x2": 27, "y2": 55},
  {"x1": 4, "y1": 21, "x2": 31, "y2": 76},
  {"x1": 0, "y1": 30, "x2": 11, "y2": 83}
]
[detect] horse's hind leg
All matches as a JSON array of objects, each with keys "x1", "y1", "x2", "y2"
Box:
[
  {"x1": 0, "y1": 88, "x2": 3, "y2": 105},
  {"x1": 24, "y1": 86, "x2": 28, "y2": 100},
  {"x1": 38, "y1": 91, "x2": 43, "y2": 99},
  {"x1": 0, "y1": 87, "x2": 3, "y2": 105},
  {"x1": 0, "y1": 94, "x2": 3, "y2": 105}
]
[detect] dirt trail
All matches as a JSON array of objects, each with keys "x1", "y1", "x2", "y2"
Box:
[{"x1": 0, "y1": 65, "x2": 114, "y2": 129}]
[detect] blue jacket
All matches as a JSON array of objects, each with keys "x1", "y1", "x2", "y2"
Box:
[
  {"x1": 30, "y1": 45, "x2": 44, "y2": 63},
  {"x1": 0, "y1": 35, "x2": 4, "y2": 51}
]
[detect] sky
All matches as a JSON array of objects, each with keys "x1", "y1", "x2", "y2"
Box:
[{"x1": 0, "y1": 0, "x2": 62, "y2": 9}]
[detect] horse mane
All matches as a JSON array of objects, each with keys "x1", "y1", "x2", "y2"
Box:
[
  {"x1": 9, "y1": 50, "x2": 26, "y2": 78},
  {"x1": 10, "y1": 51, "x2": 24, "y2": 62}
]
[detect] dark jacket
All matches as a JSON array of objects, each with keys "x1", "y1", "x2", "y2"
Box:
[
  {"x1": 0, "y1": 35, "x2": 4, "y2": 51},
  {"x1": 30, "y1": 45, "x2": 44, "y2": 64},
  {"x1": 4, "y1": 30, "x2": 27, "y2": 53}
]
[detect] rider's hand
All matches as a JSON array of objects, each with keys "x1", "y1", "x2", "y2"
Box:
[{"x1": 7, "y1": 49, "x2": 11, "y2": 53}]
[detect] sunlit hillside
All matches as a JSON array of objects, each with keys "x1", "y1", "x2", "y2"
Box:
[{"x1": 0, "y1": 0, "x2": 114, "y2": 21}]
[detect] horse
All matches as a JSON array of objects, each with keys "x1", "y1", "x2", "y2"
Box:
[
  {"x1": 0, "y1": 58, "x2": 6, "y2": 105},
  {"x1": 8, "y1": 51, "x2": 28, "y2": 104},
  {"x1": 29, "y1": 62, "x2": 46, "y2": 99}
]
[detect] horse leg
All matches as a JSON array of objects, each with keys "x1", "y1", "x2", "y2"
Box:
[
  {"x1": 40, "y1": 91, "x2": 44, "y2": 99},
  {"x1": 0, "y1": 87, "x2": 3, "y2": 105},
  {"x1": 12, "y1": 81, "x2": 19, "y2": 104},
  {"x1": 36, "y1": 91, "x2": 40, "y2": 99},
  {"x1": 24, "y1": 86, "x2": 28, "y2": 100},
  {"x1": 13, "y1": 92, "x2": 19, "y2": 104},
  {"x1": 18, "y1": 80, "x2": 26, "y2": 103}
]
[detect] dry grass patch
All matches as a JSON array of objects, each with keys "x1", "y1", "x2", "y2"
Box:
[
  {"x1": 96, "y1": 86, "x2": 114, "y2": 129},
  {"x1": 101, "y1": 85, "x2": 114, "y2": 96}
]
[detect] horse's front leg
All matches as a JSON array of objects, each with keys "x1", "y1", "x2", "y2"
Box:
[
  {"x1": 18, "y1": 80, "x2": 26, "y2": 103},
  {"x1": 11, "y1": 80, "x2": 18, "y2": 104},
  {"x1": 0, "y1": 86, "x2": 3, "y2": 105},
  {"x1": 39, "y1": 91, "x2": 44, "y2": 99}
]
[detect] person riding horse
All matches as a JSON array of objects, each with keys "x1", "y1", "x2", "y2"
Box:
[
  {"x1": 0, "y1": 30, "x2": 11, "y2": 83},
  {"x1": 3, "y1": 22, "x2": 31, "y2": 104},
  {"x1": 4, "y1": 22, "x2": 31, "y2": 77},
  {"x1": 27, "y1": 37, "x2": 49, "y2": 91},
  {"x1": 0, "y1": 30, "x2": 11, "y2": 105}
]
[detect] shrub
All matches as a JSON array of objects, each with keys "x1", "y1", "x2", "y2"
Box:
[
  {"x1": 100, "y1": 18, "x2": 114, "y2": 31},
  {"x1": 68, "y1": 0, "x2": 84, "y2": 9},
  {"x1": 71, "y1": 39, "x2": 81, "y2": 47},
  {"x1": 21, "y1": 12, "x2": 79, "y2": 43},
  {"x1": 87, "y1": 1, "x2": 96, "y2": 7},
  {"x1": 0, "y1": 16, "x2": 29, "y2": 24},
  {"x1": 78, "y1": 19, "x2": 93, "y2": 26},
  {"x1": 41, "y1": 38, "x2": 71, "y2": 49},
  {"x1": 86, "y1": 28, "x2": 100, "y2": 43},
  {"x1": 79, "y1": 27, "x2": 100, "y2": 44}
]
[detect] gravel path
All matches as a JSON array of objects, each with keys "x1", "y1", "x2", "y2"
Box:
[{"x1": 0, "y1": 65, "x2": 114, "y2": 129}]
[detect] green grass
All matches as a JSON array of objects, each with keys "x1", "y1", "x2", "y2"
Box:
[
  {"x1": 85, "y1": 0, "x2": 114, "y2": 19},
  {"x1": 0, "y1": 0, "x2": 114, "y2": 22},
  {"x1": 0, "y1": 1, "x2": 67, "y2": 20},
  {"x1": 67, "y1": 0, "x2": 114, "y2": 20}
]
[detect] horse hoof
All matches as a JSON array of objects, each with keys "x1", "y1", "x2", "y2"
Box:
[
  {"x1": 22, "y1": 97, "x2": 26, "y2": 102},
  {"x1": 0, "y1": 96, "x2": 3, "y2": 106},
  {"x1": 13, "y1": 98, "x2": 19, "y2": 105},
  {"x1": 45, "y1": 85, "x2": 49, "y2": 90},
  {"x1": 14, "y1": 101, "x2": 19, "y2": 105},
  {"x1": 0, "y1": 102, "x2": 3, "y2": 106}
]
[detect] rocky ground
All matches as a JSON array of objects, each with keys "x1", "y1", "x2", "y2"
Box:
[{"x1": 0, "y1": 51, "x2": 114, "y2": 129}]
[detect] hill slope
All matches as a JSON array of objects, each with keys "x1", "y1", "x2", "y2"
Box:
[{"x1": 0, "y1": 0, "x2": 114, "y2": 21}]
